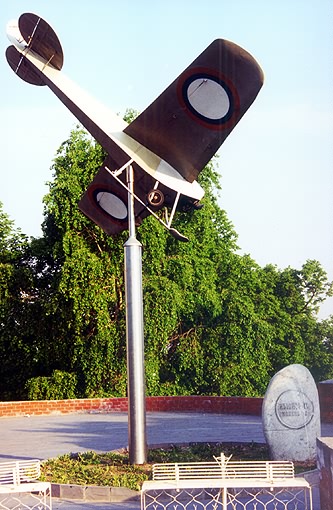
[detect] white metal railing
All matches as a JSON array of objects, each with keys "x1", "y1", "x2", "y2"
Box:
[
  {"x1": 0, "y1": 460, "x2": 41, "y2": 485},
  {"x1": 142, "y1": 454, "x2": 312, "y2": 510},
  {"x1": 0, "y1": 459, "x2": 52, "y2": 509},
  {"x1": 152, "y1": 459, "x2": 295, "y2": 482}
]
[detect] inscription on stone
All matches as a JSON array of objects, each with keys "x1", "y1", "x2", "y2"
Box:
[{"x1": 275, "y1": 390, "x2": 314, "y2": 429}]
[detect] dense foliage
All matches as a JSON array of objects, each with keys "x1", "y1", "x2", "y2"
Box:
[{"x1": 0, "y1": 126, "x2": 332, "y2": 400}]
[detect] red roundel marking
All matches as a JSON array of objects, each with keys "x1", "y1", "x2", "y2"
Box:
[{"x1": 177, "y1": 67, "x2": 240, "y2": 130}]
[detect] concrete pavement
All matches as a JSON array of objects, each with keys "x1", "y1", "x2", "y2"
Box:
[
  {"x1": 1, "y1": 411, "x2": 332, "y2": 509},
  {"x1": 0, "y1": 412, "x2": 269, "y2": 462}
]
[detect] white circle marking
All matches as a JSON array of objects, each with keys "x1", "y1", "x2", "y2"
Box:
[
  {"x1": 187, "y1": 78, "x2": 230, "y2": 120},
  {"x1": 96, "y1": 191, "x2": 127, "y2": 219}
]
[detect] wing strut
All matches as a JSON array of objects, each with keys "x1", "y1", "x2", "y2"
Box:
[{"x1": 104, "y1": 165, "x2": 189, "y2": 242}]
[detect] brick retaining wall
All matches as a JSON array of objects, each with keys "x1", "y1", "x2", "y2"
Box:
[
  {"x1": 0, "y1": 386, "x2": 331, "y2": 420},
  {"x1": 0, "y1": 396, "x2": 263, "y2": 418}
]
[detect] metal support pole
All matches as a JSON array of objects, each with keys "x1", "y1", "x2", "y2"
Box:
[{"x1": 124, "y1": 165, "x2": 147, "y2": 464}]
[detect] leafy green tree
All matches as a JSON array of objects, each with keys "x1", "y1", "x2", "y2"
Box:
[
  {"x1": 40, "y1": 128, "x2": 128, "y2": 397},
  {"x1": 38, "y1": 126, "x2": 241, "y2": 397},
  {"x1": 1, "y1": 121, "x2": 332, "y2": 400},
  {"x1": 263, "y1": 261, "x2": 333, "y2": 375},
  {"x1": 139, "y1": 161, "x2": 239, "y2": 395},
  {"x1": 0, "y1": 203, "x2": 34, "y2": 398}
]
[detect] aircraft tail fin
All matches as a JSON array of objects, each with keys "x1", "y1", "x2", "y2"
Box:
[{"x1": 6, "y1": 13, "x2": 63, "y2": 86}]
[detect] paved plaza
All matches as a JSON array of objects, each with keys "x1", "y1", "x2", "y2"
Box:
[
  {"x1": 0, "y1": 412, "x2": 268, "y2": 462},
  {"x1": 1, "y1": 411, "x2": 332, "y2": 509}
]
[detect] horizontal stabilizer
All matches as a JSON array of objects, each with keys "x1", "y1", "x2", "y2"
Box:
[
  {"x1": 6, "y1": 46, "x2": 45, "y2": 85},
  {"x1": 19, "y1": 12, "x2": 63, "y2": 70}
]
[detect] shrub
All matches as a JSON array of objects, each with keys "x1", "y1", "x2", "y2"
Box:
[{"x1": 25, "y1": 370, "x2": 78, "y2": 400}]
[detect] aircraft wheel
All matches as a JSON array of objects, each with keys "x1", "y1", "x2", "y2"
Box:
[{"x1": 147, "y1": 189, "x2": 164, "y2": 207}]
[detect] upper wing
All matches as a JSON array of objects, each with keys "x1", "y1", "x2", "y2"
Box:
[{"x1": 125, "y1": 39, "x2": 264, "y2": 183}]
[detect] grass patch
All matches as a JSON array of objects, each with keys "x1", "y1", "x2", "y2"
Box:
[
  {"x1": 41, "y1": 451, "x2": 149, "y2": 491},
  {"x1": 148, "y1": 442, "x2": 269, "y2": 463},
  {"x1": 40, "y1": 442, "x2": 315, "y2": 491}
]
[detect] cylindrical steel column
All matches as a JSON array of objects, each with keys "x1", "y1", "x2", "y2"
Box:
[{"x1": 124, "y1": 165, "x2": 147, "y2": 464}]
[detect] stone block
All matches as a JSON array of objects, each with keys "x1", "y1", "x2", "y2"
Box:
[
  {"x1": 50, "y1": 484, "x2": 61, "y2": 498},
  {"x1": 110, "y1": 486, "x2": 140, "y2": 502},
  {"x1": 59, "y1": 483, "x2": 85, "y2": 500},
  {"x1": 85, "y1": 485, "x2": 112, "y2": 501},
  {"x1": 262, "y1": 364, "x2": 320, "y2": 462}
]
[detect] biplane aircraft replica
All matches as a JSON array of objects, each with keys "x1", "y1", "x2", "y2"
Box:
[{"x1": 6, "y1": 13, "x2": 264, "y2": 241}]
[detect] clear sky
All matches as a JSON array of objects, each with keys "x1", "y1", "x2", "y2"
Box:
[{"x1": 1, "y1": 0, "x2": 332, "y2": 318}]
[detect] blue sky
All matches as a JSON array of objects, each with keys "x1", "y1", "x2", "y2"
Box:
[{"x1": 1, "y1": 0, "x2": 332, "y2": 317}]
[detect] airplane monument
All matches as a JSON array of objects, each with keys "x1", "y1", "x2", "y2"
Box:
[{"x1": 6, "y1": 13, "x2": 264, "y2": 463}]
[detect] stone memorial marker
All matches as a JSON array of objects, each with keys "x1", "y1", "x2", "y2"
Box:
[{"x1": 262, "y1": 363, "x2": 320, "y2": 462}]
